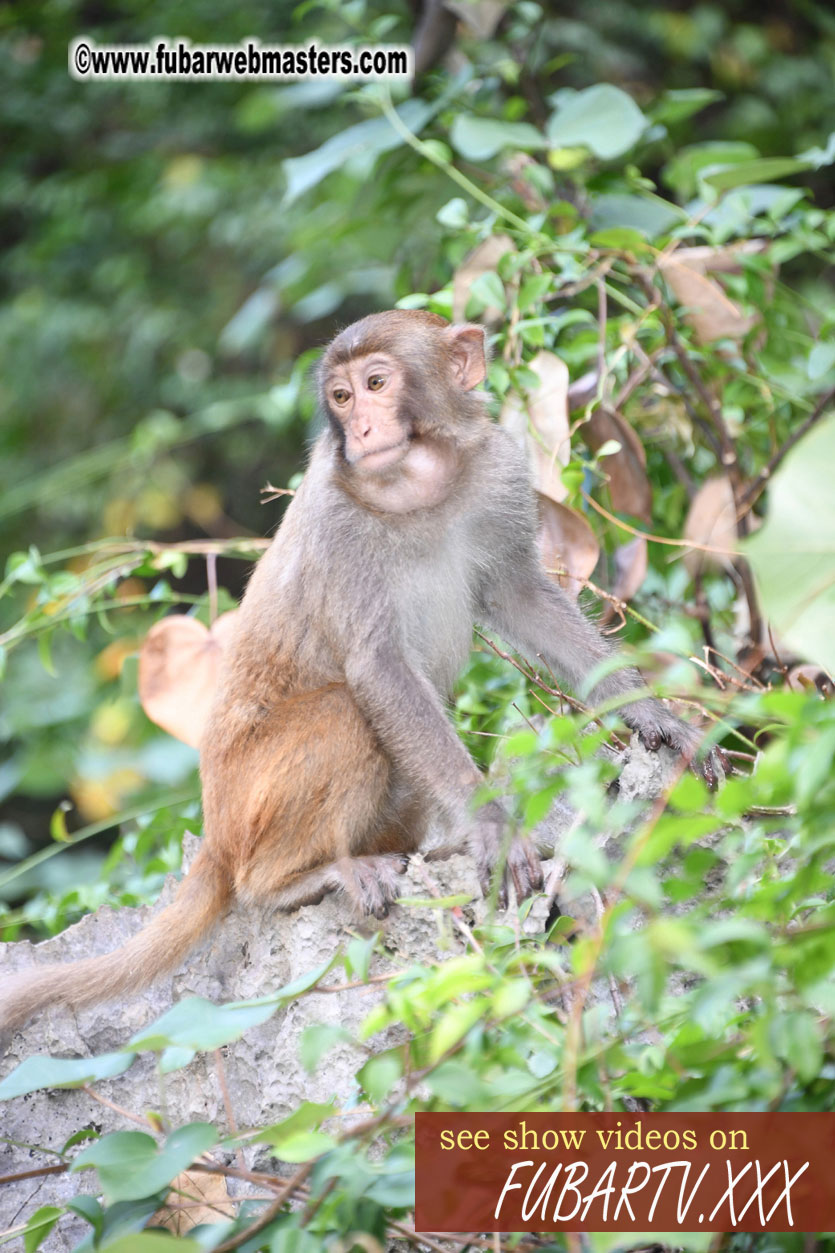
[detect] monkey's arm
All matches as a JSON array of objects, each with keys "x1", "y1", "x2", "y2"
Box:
[
  {"x1": 478, "y1": 564, "x2": 725, "y2": 786},
  {"x1": 344, "y1": 637, "x2": 482, "y2": 817},
  {"x1": 343, "y1": 636, "x2": 542, "y2": 900}
]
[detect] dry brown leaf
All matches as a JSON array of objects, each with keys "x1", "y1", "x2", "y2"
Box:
[
  {"x1": 153, "y1": 1169, "x2": 236, "y2": 1234},
  {"x1": 658, "y1": 256, "x2": 755, "y2": 342},
  {"x1": 582, "y1": 408, "x2": 651, "y2": 522},
  {"x1": 138, "y1": 610, "x2": 239, "y2": 748},
  {"x1": 671, "y1": 240, "x2": 768, "y2": 274},
  {"x1": 582, "y1": 410, "x2": 651, "y2": 604},
  {"x1": 683, "y1": 475, "x2": 738, "y2": 575},
  {"x1": 611, "y1": 536, "x2": 648, "y2": 603},
  {"x1": 537, "y1": 494, "x2": 600, "y2": 598},
  {"x1": 452, "y1": 233, "x2": 513, "y2": 324},
  {"x1": 500, "y1": 351, "x2": 570, "y2": 503}
]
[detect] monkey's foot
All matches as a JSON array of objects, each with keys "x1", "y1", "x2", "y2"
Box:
[
  {"x1": 340, "y1": 854, "x2": 409, "y2": 920},
  {"x1": 470, "y1": 807, "x2": 544, "y2": 909},
  {"x1": 631, "y1": 707, "x2": 729, "y2": 789}
]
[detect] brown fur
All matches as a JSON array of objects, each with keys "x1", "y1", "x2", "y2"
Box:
[
  {"x1": 0, "y1": 846, "x2": 230, "y2": 1035},
  {"x1": 0, "y1": 310, "x2": 722, "y2": 1040}
]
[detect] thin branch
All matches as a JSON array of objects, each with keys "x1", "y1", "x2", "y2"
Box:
[
  {"x1": 0, "y1": 1163, "x2": 68, "y2": 1185},
  {"x1": 581, "y1": 490, "x2": 738, "y2": 555},
  {"x1": 212, "y1": 1160, "x2": 315, "y2": 1253},
  {"x1": 81, "y1": 1085, "x2": 155, "y2": 1129}
]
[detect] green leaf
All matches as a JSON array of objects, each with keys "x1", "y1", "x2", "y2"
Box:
[
  {"x1": 703, "y1": 156, "x2": 812, "y2": 190},
  {"x1": 770, "y1": 1012, "x2": 823, "y2": 1083},
  {"x1": 547, "y1": 85, "x2": 647, "y2": 159},
  {"x1": 449, "y1": 115, "x2": 545, "y2": 162},
  {"x1": 282, "y1": 99, "x2": 434, "y2": 204},
  {"x1": 127, "y1": 996, "x2": 276, "y2": 1051},
  {"x1": 436, "y1": 196, "x2": 469, "y2": 229},
  {"x1": 590, "y1": 191, "x2": 686, "y2": 240},
  {"x1": 808, "y1": 342, "x2": 835, "y2": 380},
  {"x1": 129, "y1": 959, "x2": 337, "y2": 1052},
  {"x1": 744, "y1": 415, "x2": 835, "y2": 671},
  {"x1": 0, "y1": 1051, "x2": 136, "y2": 1100},
  {"x1": 299, "y1": 1023, "x2": 353, "y2": 1072},
  {"x1": 492, "y1": 978, "x2": 531, "y2": 1019},
  {"x1": 425, "y1": 1060, "x2": 490, "y2": 1105},
  {"x1": 358, "y1": 1049, "x2": 402, "y2": 1103},
  {"x1": 467, "y1": 270, "x2": 506, "y2": 315},
  {"x1": 428, "y1": 996, "x2": 490, "y2": 1062},
  {"x1": 651, "y1": 88, "x2": 724, "y2": 125},
  {"x1": 159, "y1": 1046, "x2": 197, "y2": 1073},
  {"x1": 271, "y1": 1130, "x2": 337, "y2": 1163},
  {"x1": 270, "y1": 1231, "x2": 322, "y2": 1253},
  {"x1": 588, "y1": 227, "x2": 649, "y2": 251},
  {"x1": 60, "y1": 1127, "x2": 100, "y2": 1154},
  {"x1": 71, "y1": 1123, "x2": 217, "y2": 1204},
  {"x1": 517, "y1": 273, "x2": 553, "y2": 313},
  {"x1": 24, "y1": 1206, "x2": 62, "y2": 1253},
  {"x1": 256, "y1": 1101, "x2": 335, "y2": 1149},
  {"x1": 662, "y1": 141, "x2": 758, "y2": 198},
  {"x1": 345, "y1": 932, "x2": 378, "y2": 981},
  {"x1": 365, "y1": 1168, "x2": 415, "y2": 1208},
  {"x1": 49, "y1": 800, "x2": 72, "y2": 842},
  {"x1": 98, "y1": 1237, "x2": 200, "y2": 1253}
]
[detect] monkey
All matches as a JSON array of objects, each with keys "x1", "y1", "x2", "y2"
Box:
[{"x1": 0, "y1": 309, "x2": 725, "y2": 1038}]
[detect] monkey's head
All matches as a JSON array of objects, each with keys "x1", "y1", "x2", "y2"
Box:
[{"x1": 319, "y1": 310, "x2": 487, "y2": 475}]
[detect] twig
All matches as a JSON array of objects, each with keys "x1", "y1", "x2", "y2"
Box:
[
  {"x1": 212, "y1": 1160, "x2": 315, "y2": 1253},
  {"x1": 387, "y1": 1219, "x2": 454, "y2": 1253},
  {"x1": 81, "y1": 1085, "x2": 155, "y2": 1129},
  {"x1": 213, "y1": 1048, "x2": 248, "y2": 1176},
  {"x1": 581, "y1": 490, "x2": 738, "y2": 555},
  {"x1": 0, "y1": 1163, "x2": 68, "y2": 1185}
]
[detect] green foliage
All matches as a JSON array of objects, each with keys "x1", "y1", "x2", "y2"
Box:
[
  {"x1": 72, "y1": 1124, "x2": 218, "y2": 1204},
  {"x1": 745, "y1": 417, "x2": 835, "y2": 671}
]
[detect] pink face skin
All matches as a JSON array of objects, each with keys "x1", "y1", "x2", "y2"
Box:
[
  {"x1": 325, "y1": 328, "x2": 487, "y2": 512},
  {"x1": 327, "y1": 354, "x2": 412, "y2": 471}
]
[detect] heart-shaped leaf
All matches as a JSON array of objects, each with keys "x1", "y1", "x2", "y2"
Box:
[{"x1": 138, "y1": 611, "x2": 239, "y2": 748}]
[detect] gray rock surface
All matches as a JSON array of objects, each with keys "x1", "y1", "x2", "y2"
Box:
[{"x1": 0, "y1": 743, "x2": 676, "y2": 1249}]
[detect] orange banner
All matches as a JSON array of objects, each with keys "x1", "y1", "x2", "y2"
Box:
[{"x1": 415, "y1": 1113, "x2": 835, "y2": 1233}]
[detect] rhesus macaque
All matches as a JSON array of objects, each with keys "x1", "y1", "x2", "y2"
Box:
[{"x1": 0, "y1": 310, "x2": 724, "y2": 1037}]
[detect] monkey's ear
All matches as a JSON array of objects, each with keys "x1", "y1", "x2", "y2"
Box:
[{"x1": 445, "y1": 324, "x2": 487, "y2": 390}]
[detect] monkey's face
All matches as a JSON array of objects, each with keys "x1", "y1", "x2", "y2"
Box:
[
  {"x1": 321, "y1": 313, "x2": 488, "y2": 477},
  {"x1": 325, "y1": 353, "x2": 413, "y2": 472}
]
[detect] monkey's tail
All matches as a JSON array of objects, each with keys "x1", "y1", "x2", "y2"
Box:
[{"x1": 0, "y1": 844, "x2": 232, "y2": 1037}]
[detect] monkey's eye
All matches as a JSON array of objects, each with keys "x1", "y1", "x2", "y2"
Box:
[
  {"x1": 367, "y1": 375, "x2": 386, "y2": 392},
  {"x1": 332, "y1": 388, "x2": 350, "y2": 405}
]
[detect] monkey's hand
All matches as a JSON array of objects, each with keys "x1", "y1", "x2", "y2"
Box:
[
  {"x1": 469, "y1": 801, "x2": 544, "y2": 909},
  {"x1": 624, "y1": 701, "x2": 728, "y2": 789}
]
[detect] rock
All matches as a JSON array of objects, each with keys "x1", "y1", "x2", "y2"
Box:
[{"x1": 0, "y1": 740, "x2": 674, "y2": 1248}]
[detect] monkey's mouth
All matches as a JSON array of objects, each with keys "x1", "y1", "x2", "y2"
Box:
[{"x1": 354, "y1": 438, "x2": 412, "y2": 471}]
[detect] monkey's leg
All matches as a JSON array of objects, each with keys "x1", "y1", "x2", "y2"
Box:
[
  {"x1": 225, "y1": 686, "x2": 416, "y2": 918},
  {"x1": 270, "y1": 852, "x2": 411, "y2": 919}
]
